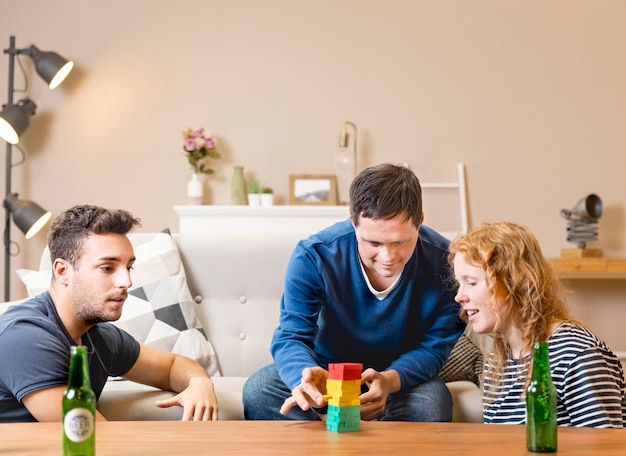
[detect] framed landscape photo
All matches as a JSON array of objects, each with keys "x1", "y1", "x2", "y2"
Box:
[{"x1": 289, "y1": 174, "x2": 338, "y2": 205}]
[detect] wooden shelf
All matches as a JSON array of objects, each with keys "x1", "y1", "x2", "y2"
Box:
[{"x1": 548, "y1": 258, "x2": 626, "y2": 279}]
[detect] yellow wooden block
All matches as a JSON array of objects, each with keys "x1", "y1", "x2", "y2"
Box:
[
  {"x1": 327, "y1": 397, "x2": 361, "y2": 407},
  {"x1": 326, "y1": 379, "x2": 360, "y2": 394}
]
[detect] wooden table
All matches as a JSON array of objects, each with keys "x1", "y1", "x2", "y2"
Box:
[{"x1": 1, "y1": 420, "x2": 625, "y2": 455}]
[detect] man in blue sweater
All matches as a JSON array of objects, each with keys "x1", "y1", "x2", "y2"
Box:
[{"x1": 243, "y1": 163, "x2": 464, "y2": 421}]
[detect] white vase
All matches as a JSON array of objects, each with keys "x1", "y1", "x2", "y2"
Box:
[
  {"x1": 248, "y1": 194, "x2": 261, "y2": 206},
  {"x1": 187, "y1": 172, "x2": 204, "y2": 205}
]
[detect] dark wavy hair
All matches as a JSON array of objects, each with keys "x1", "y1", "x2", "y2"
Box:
[
  {"x1": 48, "y1": 204, "x2": 141, "y2": 269},
  {"x1": 349, "y1": 163, "x2": 422, "y2": 227}
]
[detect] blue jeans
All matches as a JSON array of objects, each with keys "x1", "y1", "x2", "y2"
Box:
[{"x1": 242, "y1": 363, "x2": 453, "y2": 421}]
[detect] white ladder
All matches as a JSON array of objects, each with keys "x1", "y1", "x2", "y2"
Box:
[{"x1": 421, "y1": 162, "x2": 469, "y2": 239}]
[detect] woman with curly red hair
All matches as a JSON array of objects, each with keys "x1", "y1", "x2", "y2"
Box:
[{"x1": 449, "y1": 221, "x2": 625, "y2": 428}]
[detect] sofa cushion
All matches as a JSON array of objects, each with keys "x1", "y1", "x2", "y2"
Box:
[
  {"x1": 99, "y1": 377, "x2": 246, "y2": 421},
  {"x1": 439, "y1": 333, "x2": 483, "y2": 386},
  {"x1": 17, "y1": 231, "x2": 221, "y2": 377},
  {"x1": 0, "y1": 299, "x2": 25, "y2": 315},
  {"x1": 446, "y1": 380, "x2": 483, "y2": 423}
]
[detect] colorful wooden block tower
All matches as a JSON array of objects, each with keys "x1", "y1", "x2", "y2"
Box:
[{"x1": 325, "y1": 362, "x2": 362, "y2": 433}]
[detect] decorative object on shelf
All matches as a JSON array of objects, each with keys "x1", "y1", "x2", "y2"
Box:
[
  {"x1": 182, "y1": 128, "x2": 220, "y2": 175},
  {"x1": 335, "y1": 121, "x2": 358, "y2": 205},
  {"x1": 261, "y1": 187, "x2": 274, "y2": 207},
  {"x1": 247, "y1": 179, "x2": 261, "y2": 206},
  {"x1": 231, "y1": 166, "x2": 248, "y2": 205},
  {"x1": 289, "y1": 174, "x2": 338, "y2": 205},
  {"x1": 0, "y1": 35, "x2": 73, "y2": 301},
  {"x1": 337, "y1": 121, "x2": 358, "y2": 178},
  {"x1": 560, "y1": 193, "x2": 603, "y2": 258},
  {"x1": 182, "y1": 128, "x2": 220, "y2": 205},
  {"x1": 186, "y1": 173, "x2": 205, "y2": 205}
]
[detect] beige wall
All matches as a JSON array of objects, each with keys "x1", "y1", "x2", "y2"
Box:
[{"x1": 1, "y1": 1, "x2": 625, "y2": 348}]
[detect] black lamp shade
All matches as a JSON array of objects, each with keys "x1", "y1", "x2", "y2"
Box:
[
  {"x1": 0, "y1": 99, "x2": 37, "y2": 144},
  {"x1": 28, "y1": 45, "x2": 74, "y2": 89},
  {"x1": 4, "y1": 194, "x2": 52, "y2": 239}
]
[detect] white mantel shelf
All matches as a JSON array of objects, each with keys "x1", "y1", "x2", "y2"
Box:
[{"x1": 173, "y1": 205, "x2": 350, "y2": 235}]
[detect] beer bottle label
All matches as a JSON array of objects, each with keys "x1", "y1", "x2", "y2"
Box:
[{"x1": 63, "y1": 407, "x2": 94, "y2": 442}]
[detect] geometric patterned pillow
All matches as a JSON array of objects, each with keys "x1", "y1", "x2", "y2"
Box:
[
  {"x1": 438, "y1": 332, "x2": 483, "y2": 386},
  {"x1": 17, "y1": 231, "x2": 221, "y2": 377}
]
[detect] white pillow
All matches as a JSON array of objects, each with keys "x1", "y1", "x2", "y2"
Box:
[
  {"x1": 0, "y1": 299, "x2": 26, "y2": 316},
  {"x1": 17, "y1": 231, "x2": 221, "y2": 377}
]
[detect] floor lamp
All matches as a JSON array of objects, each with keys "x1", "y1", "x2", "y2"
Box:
[{"x1": 0, "y1": 35, "x2": 74, "y2": 301}]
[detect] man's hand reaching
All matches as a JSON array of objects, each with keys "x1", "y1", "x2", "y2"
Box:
[{"x1": 280, "y1": 366, "x2": 328, "y2": 415}]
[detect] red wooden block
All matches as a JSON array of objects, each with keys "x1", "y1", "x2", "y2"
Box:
[{"x1": 328, "y1": 362, "x2": 363, "y2": 380}]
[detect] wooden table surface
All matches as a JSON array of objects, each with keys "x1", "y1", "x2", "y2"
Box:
[{"x1": 1, "y1": 420, "x2": 625, "y2": 455}]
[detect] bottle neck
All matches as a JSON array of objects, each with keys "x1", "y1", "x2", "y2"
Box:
[
  {"x1": 68, "y1": 345, "x2": 91, "y2": 389},
  {"x1": 530, "y1": 341, "x2": 551, "y2": 382}
]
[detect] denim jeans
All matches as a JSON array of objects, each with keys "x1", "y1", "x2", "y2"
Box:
[{"x1": 242, "y1": 363, "x2": 453, "y2": 421}]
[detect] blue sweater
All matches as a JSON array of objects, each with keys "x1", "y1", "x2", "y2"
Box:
[{"x1": 271, "y1": 219, "x2": 464, "y2": 391}]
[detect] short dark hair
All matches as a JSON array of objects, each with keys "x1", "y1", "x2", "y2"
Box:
[
  {"x1": 349, "y1": 163, "x2": 423, "y2": 227},
  {"x1": 48, "y1": 204, "x2": 141, "y2": 268}
]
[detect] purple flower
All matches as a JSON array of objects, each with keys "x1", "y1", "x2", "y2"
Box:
[
  {"x1": 182, "y1": 127, "x2": 220, "y2": 174},
  {"x1": 184, "y1": 138, "x2": 198, "y2": 151}
]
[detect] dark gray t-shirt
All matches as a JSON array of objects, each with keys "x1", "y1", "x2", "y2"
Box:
[{"x1": 0, "y1": 292, "x2": 140, "y2": 422}]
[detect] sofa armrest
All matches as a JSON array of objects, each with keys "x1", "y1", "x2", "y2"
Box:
[
  {"x1": 98, "y1": 380, "x2": 180, "y2": 421},
  {"x1": 446, "y1": 380, "x2": 483, "y2": 423},
  {"x1": 98, "y1": 377, "x2": 247, "y2": 421}
]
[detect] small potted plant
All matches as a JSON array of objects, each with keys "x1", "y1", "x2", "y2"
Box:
[
  {"x1": 261, "y1": 187, "x2": 274, "y2": 207},
  {"x1": 247, "y1": 179, "x2": 261, "y2": 206}
]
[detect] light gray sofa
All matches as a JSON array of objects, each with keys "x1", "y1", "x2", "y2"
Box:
[{"x1": 5, "y1": 231, "x2": 483, "y2": 422}]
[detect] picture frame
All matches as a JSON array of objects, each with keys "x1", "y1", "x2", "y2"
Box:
[{"x1": 289, "y1": 174, "x2": 338, "y2": 205}]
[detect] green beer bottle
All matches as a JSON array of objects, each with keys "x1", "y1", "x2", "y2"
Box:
[
  {"x1": 62, "y1": 345, "x2": 96, "y2": 456},
  {"x1": 526, "y1": 341, "x2": 557, "y2": 452}
]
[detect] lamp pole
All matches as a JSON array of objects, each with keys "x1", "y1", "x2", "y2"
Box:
[
  {"x1": 3, "y1": 36, "x2": 17, "y2": 301},
  {"x1": 0, "y1": 35, "x2": 70, "y2": 301}
]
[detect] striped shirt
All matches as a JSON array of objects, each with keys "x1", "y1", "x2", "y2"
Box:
[{"x1": 483, "y1": 321, "x2": 626, "y2": 428}]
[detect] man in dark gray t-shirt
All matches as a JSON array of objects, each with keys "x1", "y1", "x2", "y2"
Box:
[{"x1": 0, "y1": 204, "x2": 219, "y2": 422}]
